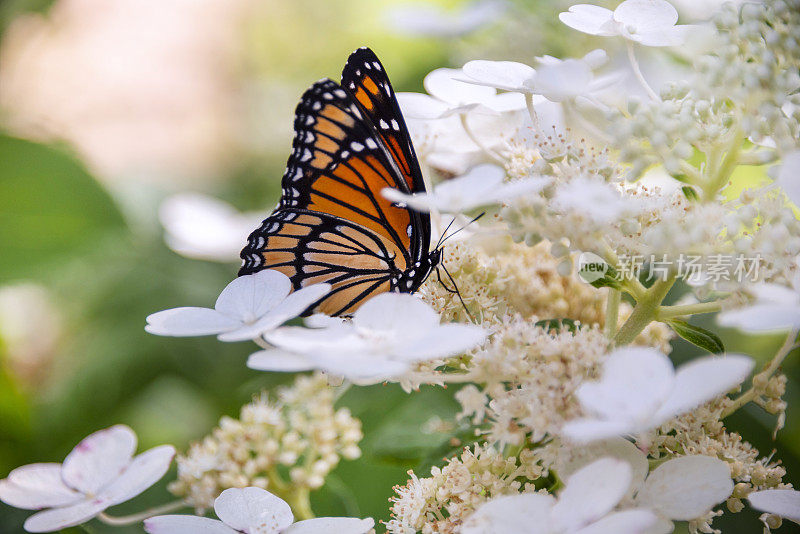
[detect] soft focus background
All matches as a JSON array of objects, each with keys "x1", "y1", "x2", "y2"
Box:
[{"x1": 0, "y1": 0, "x2": 796, "y2": 533}]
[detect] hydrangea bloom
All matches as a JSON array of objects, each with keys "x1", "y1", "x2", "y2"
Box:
[
  {"x1": 145, "y1": 487, "x2": 374, "y2": 534},
  {"x1": 0, "y1": 425, "x2": 174, "y2": 533},
  {"x1": 145, "y1": 270, "x2": 330, "y2": 342},
  {"x1": 561, "y1": 347, "x2": 754, "y2": 442},
  {"x1": 248, "y1": 293, "x2": 486, "y2": 382},
  {"x1": 559, "y1": 0, "x2": 696, "y2": 46},
  {"x1": 382, "y1": 164, "x2": 549, "y2": 214},
  {"x1": 462, "y1": 458, "x2": 658, "y2": 534}
]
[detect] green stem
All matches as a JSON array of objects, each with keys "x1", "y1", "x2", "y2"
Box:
[
  {"x1": 657, "y1": 300, "x2": 723, "y2": 320},
  {"x1": 702, "y1": 127, "x2": 743, "y2": 201},
  {"x1": 721, "y1": 329, "x2": 799, "y2": 418},
  {"x1": 287, "y1": 487, "x2": 315, "y2": 520},
  {"x1": 96, "y1": 500, "x2": 186, "y2": 526},
  {"x1": 605, "y1": 289, "x2": 621, "y2": 340},
  {"x1": 614, "y1": 276, "x2": 676, "y2": 346}
]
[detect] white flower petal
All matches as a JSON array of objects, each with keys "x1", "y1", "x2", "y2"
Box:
[
  {"x1": 461, "y1": 60, "x2": 536, "y2": 92},
  {"x1": 561, "y1": 418, "x2": 637, "y2": 443},
  {"x1": 748, "y1": 489, "x2": 800, "y2": 524},
  {"x1": 486, "y1": 92, "x2": 529, "y2": 112},
  {"x1": 0, "y1": 464, "x2": 82, "y2": 509},
  {"x1": 398, "y1": 323, "x2": 487, "y2": 360},
  {"x1": 462, "y1": 493, "x2": 555, "y2": 534},
  {"x1": 397, "y1": 92, "x2": 451, "y2": 120},
  {"x1": 98, "y1": 445, "x2": 175, "y2": 506},
  {"x1": 23, "y1": 499, "x2": 107, "y2": 533},
  {"x1": 217, "y1": 284, "x2": 331, "y2": 342},
  {"x1": 353, "y1": 293, "x2": 439, "y2": 333},
  {"x1": 247, "y1": 349, "x2": 316, "y2": 373},
  {"x1": 146, "y1": 308, "x2": 240, "y2": 337},
  {"x1": 382, "y1": 188, "x2": 438, "y2": 213},
  {"x1": 576, "y1": 347, "x2": 674, "y2": 422},
  {"x1": 654, "y1": 354, "x2": 753, "y2": 423},
  {"x1": 214, "y1": 487, "x2": 293, "y2": 533},
  {"x1": 534, "y1": 60, "x2": 593, "y2": 102},
  {"x1": 61, "y1": 425, "x2": 137, "y2": 495},
  {"x1": 613, "y1": 0, "x2": 678, "y2": 31},
  {"x1": 145, "y1": 515, "x2": 238, "y2": 534},
  {"x1": 582, "y1": 49, "x2": 609, "y2": 68},
  {"x1": 320, "y1": 355, "x2": 410, "y2": 383},
  {"x1": 559, "y1": 5, "x2": 616, "y2": 36},
  {"x1": 574, "y1": 509, "x2": 659, "y2": 534},
  {"x1": 749, "y1": 283, "x2": 800, "y2": 305},
  {"x1": 555, "y1": 438, "x2": 649, "y2": 498},
  {"x1": 424, "y1": 68, "x2": 497, "y2": 105},
  {"x1": 265, "y1": 325, "x2": 360, "y2": 355},
  {"x1": 631, "y1": 24, "x2": 691, "y2": 46},
  {"x1": 435, "y1": 164, "x2": 505, "y2": 200},
  {"x1": 284, "y1": 517, "x2": 375, "y2": 534},
  {"x1": 551, "y1": 458, "x2": 632, "y2": 531},
  {"x1": 636, "y1": 456, "x2": 733, "y2": 520},
  {"x1": 717, "y1": 304, "x2": 800, "y2": 332},
  {"x1": 215, "y1": 270, "x2": 291, "y2": 321}
]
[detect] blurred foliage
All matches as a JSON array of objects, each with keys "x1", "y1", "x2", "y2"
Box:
[{"x1": 0, "y1": 1, "x2": 797, "y2": 533}]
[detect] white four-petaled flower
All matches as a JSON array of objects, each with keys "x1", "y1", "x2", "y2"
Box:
[
  {"x1": 561, "y1": 347, "x2": 754, "y2": 443},
  {"x1": 560, "y1": 0, "x2": 696, "y2": 47},
  {"x1": 248, "y1": 293, "x2": 486, "y2": 383},
  {"x1": 462, "y1": 458, "x2": 658, "y2": 534},
  {"x1": 145, "y1": 487, "x2": 374, "y2": 534},
  {"x1": 145, "y1": 270, "x2": 330, "y2": 342},
  {"x1": 0, "y1": 425, "x2": 175, "y2": 533},
  {"x1": 382, "y1": 164, "x2": 549, "y2": 214}
]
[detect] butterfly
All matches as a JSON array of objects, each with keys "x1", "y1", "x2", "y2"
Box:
[{"x1": 239, "y1": 47, "x2": 441, "y2": 317}]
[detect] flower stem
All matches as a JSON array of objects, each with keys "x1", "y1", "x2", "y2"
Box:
[
  {"x1": 605, "y1": 289, "x2": 621, "y2": 340},
  {"x1": 524, "y1": 92, "x2": 541, "y2": 131},
  {"x1": 657, "y1": 300, "x2": 723, "y2": 320},
  {"x1": 721, "y1": 329, "x2": 799, "y2": 418},
  {"x1": 254, "y1": 337, "x2": 271, "y2": 349},
  {"x1": 702, "y1": 127, "x2": 743, "y2": 201},
  {"x1": 614, "y1": 275, "x2": 676, "y2": 345},
  {"x1": 459, "y1": 113, "x2": 506, "y2": 165},
  {"x1": 287, "y1": 487, "x2": 315, "y2": 520},
  {"x1": 626, "y1": 41, "x2": 660, "y2": 102},
  {"x1": 96, "y1": 500, "x2": 186, "y2": 526}
]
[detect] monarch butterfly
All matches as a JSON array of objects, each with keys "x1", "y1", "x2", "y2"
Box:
[{"x1": 239, "y1": 47, "x2": 441, "y2": 317}]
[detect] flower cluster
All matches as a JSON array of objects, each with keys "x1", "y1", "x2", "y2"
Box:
[{"x1": 168, "y1": 373, "x2": 362, "y2": 512}]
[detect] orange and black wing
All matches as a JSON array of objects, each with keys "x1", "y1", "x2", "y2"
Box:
[
  {"x1": 239, "y1": 207, "x2": 404, "y2": 317},
  {"x1": 341, "y1": 47, "x2": 431, "y2": 256}
]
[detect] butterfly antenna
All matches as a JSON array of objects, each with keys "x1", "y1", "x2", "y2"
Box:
[
  {"x1": 436, "y1": 212, "x2": 485, "y2": 250},
  {"x1": 440, "y1": 263, "x2": 476, "y2": 323}
]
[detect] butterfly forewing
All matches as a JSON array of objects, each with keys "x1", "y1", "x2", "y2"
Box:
[{"x1": 240, "y1": 48, "x2": 436, "y2": 316}]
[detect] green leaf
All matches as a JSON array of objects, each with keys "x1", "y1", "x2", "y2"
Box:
[
  {"x1": 667, "y1": 319, "x2": 725, "y2": 353},
  {"x1": 589, "y1": 263, "x2": 623, "y2": 290},
  {"x1": 0, "y1": 136, "x2": 126, "y2": 281}
]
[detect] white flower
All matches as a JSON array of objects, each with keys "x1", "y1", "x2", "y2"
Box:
[
  {"x1": 382, "y1": 164, "x2": 549, "y2": 213},
  {"x1": 0, "y1": 425, "x2": 174, "y2": 533},
  {"x1": 559, "y1": 0, "x2": 696, "y2": 46},
  {"x1": 145, "y1": 270, "x2": 330, "y2": 342},
  {"x1": 717, "y1": 282, "x2": 800, "y2": 332},
  {"x1": 385, "y1": 0, "x2": 508, "y2": 38},
  {"x1": 559, "y1": 439, "x2": 734, "y2": 530},
  {"x1": 462, "y1": 458, "x2": 658, "y2": 534},
  {"x1": 160, "y1": 193, "x2": 264, "y2": 262},
  {"x1": 145, "y1": 487, "x2": 374, "y2": 534},
  {"x1": 748, "y1": 489, "x2": 800, "y2": 524},
  {"x1": 397, "y1": 68, "x2": 526, "y2": 120},
  {"x1": 775, "y1": 151, "x2": 800, "y2": 207},
  {"x1": 462, "y1": 50, "x2": 619, "y2": 102},
  {"x1": 561, "y1": 347, "x2": 754, "y2": 443},
  {"x1": 552, "y1": 177, "x2": 633, "y2": 223},
  {"x1": 248, "y1": 293, "x2": 487, "y2": 382}
]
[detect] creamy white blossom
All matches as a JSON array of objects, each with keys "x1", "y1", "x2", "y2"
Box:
[
  {"x1": 462, "y1": 458, "x2": 658, "y2": 534},
  {"x1": 382, "y1": 164, "x2": 549, "y2": 213},
  {"x1": 160, "y1": 193, "x2": 263, "y2": 262},
  {"x1": 145, "y1": 270, "x2": 330, "y2": 342},
  {"x1": 0, "y1": 425, "x2": 174, "y2": 533},
  {"x1": 249, "y1": 293, "x2": 486, "y2": 382},
  {"x1": 145, "y1": 487, "x2": 374, "y2": 534},
  {"x1": 561, "y1": 347, "x2": 754, "y2": 442},
  {"x1": 559, "y1": 0, "x2": 697, "y2": 46}
]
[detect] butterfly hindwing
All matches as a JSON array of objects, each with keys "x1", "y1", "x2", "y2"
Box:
[{"x1": 240, "y1": 207, "x2": 405, "y2": 316}]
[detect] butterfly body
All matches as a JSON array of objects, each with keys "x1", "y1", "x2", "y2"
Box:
[{"x1": 240, "y1": 48, "x2": 438, "y2": 316}]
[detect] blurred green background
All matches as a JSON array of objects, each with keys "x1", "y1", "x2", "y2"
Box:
[{"x1": 0, "y1": 0, "x2": 797, "y2": 533}]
